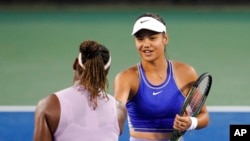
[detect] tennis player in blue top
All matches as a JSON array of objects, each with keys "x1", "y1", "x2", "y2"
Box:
[{"x1": 114, "y1": 12, "x2": 210, "y2": 141}]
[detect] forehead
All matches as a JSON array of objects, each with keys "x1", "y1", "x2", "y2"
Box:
[{"x1": 134, "y1": 29, "x2": 160, "y2": 37}]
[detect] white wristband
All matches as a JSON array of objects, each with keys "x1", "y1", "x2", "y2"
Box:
[{"x1": 187, "y1": 117, "x2": 198, "y2": 130}]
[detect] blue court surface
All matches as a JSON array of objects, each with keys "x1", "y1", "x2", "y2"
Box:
[{"x1": 0, "y1": 106, "x2": 250, "y2": 141}]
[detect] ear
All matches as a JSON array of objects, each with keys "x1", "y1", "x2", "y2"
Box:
[
  {"x1": 73, "y1": 58, "x2": 78, "y2": 70},
  {"x1": 163, "y1": 33, "x2": 169, "y2": 45}
]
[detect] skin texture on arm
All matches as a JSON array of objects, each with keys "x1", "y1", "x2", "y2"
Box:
[
  {"x1": 33, "y1": 94, "x2": 60, "y2": 141},
  {"x1": 116, "y1": 100, "x2": 127, "y2": 135},
  {"x1": 172, "y1": 61, "x2": 210, "y2": 131}
]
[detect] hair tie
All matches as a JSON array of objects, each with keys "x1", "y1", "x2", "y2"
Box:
[
  {"x1": 104, "y1": 56, "x2": 111, "y2": 70},
  {"x1": 78, "y1": 53, "x2": 86, "y2": 69},
  {"x1": 78, "y1": 53, "x2": 111, "y2": 70}
]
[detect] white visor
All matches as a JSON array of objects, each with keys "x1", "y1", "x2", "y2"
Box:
[{"x1": 131, "y1": 17, "x2": 167, "y2": 35}]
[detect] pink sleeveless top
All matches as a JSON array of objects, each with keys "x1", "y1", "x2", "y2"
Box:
[{"x1": 54, "y1": 84, "x2": 120, "y2": 141}]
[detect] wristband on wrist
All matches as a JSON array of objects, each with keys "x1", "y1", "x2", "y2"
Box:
[{"x1": 187, "y1": 117, "x2": 198, "y2": 130}]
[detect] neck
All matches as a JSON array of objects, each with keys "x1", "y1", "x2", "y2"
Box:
[
  {"x1": 142, "y1": 59, "x2": 167, "y2": 71},
  {"x1": 73, "y1": 80, "x2": 80, "y2": 86},
  {"x1": 142, "y1": 59, "x2": 168, "y2": 81}
]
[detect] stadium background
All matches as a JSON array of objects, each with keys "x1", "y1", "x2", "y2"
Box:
[{"x1": 0, "y1": 1, "x2": 250, "y2": 141}]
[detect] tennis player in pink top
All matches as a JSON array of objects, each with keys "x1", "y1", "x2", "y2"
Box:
[{"x1": 33, "y1": 40, "x2": 127, "y2": 141}]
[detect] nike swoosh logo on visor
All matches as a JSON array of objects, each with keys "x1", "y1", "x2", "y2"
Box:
[{"x1": 140, "y1": 20, "x2": 149, "y2": 24}]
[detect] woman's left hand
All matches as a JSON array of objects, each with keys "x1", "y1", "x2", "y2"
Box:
[{"x1": 173, "y1": 110, "x2": 192, "y2": 131}]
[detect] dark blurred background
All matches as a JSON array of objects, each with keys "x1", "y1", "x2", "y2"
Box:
[{"x1": 0, "y1": 0, "x2": 249, "y2": 6}]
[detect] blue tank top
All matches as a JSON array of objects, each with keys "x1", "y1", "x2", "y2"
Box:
[{"x1": 126, "y1": 60, "x2": 185, "y2": 133}]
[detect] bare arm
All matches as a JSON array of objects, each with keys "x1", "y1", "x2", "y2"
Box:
[
  {"x1": 116, "y1": 100, "x2": 127, "y2": 135},
  {"x1": 113, "y1": 66, "x2": 138, "y2": 135},
  {"x1": 113, "y1": 71, "x2": 130, "y2": 136},
  {"x1": 33, "y1": 94, "x2": 60, "y2": 141},
  {"x1": 113, "y1": 72, "x2": 131, "y2": 104}
]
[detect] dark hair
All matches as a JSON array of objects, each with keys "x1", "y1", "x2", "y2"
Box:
[
  {"x1": 136, "y1": 12, "x2": 166, "y2": 26},
  {"x1": 77, "y1": 40, "x2": 110, "y2": 109}
]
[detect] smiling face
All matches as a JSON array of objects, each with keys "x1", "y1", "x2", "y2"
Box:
[{"x1": 134, "y1": 29, "x2": 168, "y2": 62}]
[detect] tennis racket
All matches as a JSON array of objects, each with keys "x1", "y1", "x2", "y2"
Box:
[{"x1": 170, "y1": 72, "x2": 213, "y2": 141}]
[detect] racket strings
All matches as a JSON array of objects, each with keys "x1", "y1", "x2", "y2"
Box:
[
  {"x1": 189, "y1": 93, "x2": 203, "y2": 115},
  {"x1": 189, "y1": 78, "x2": 209, "y2": 116}
]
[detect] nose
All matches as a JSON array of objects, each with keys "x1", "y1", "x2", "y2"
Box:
[{"x1": 142, "y1": 38, "x2": 150, "y2": 48}]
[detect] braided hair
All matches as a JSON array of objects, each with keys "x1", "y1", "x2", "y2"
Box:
[{"x1": 77, "y1": 40, "x2": 111, "y2": 109}]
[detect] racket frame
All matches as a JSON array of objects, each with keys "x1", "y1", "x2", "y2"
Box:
[{"x1": 170, "y1": 72, "x2": 212, "y2": 141}]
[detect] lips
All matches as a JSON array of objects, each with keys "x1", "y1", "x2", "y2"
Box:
[{"x1": 143, "y1": 50, "x2": 153, "y2": 56}]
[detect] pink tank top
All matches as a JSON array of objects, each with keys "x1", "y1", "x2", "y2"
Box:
[{"x1": 54, "y1": 84, "x2": 120, "y2": 141}]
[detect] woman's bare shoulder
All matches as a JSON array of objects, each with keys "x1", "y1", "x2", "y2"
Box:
[
  {"x1": 35, "y1": 94, "x2": 59, "y2": 113},
  {"x1": 115, "y1": 65, "x2": 138, "y2": 80},
  {"x1": 171, "y1": 60, "x2": 197, "y2": 78},
  {"x1": 170, "y1": 60, "x2": 198, "y2": 95},
  {"x1": 34, "y1": 94, "x2": 60, "y2": 135}
]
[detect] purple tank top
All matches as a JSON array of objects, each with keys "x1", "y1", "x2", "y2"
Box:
[
  {"x1": 54, "y1": 85, "x2": 120, "y2": 141},
  {"x1": 126, "y1": 60, "x2": 185, "y2": 132}
]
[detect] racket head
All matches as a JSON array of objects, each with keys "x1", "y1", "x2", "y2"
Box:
[
  {"x1": 180, "y1": 72, "x2": 212, "y2": 116},
  {"x1": 187, "y1": 72, "x2": 212, "y2": 116}
]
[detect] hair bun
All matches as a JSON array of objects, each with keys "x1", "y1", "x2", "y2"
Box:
[{"x1": 80, "y1": 40, "x2": 100, "y2": 59}]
